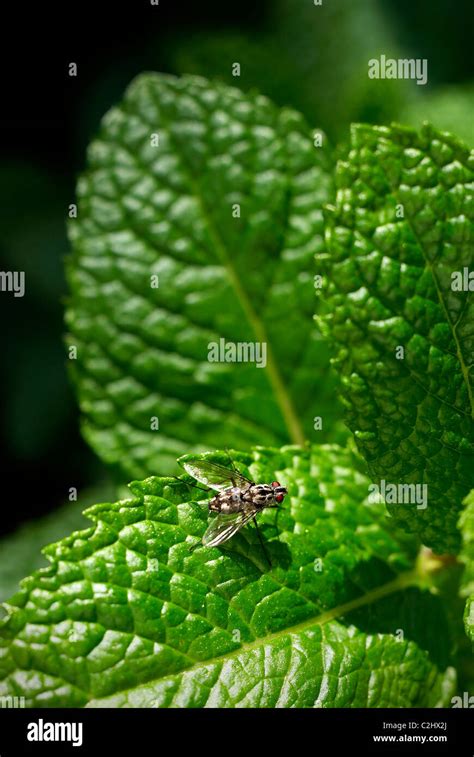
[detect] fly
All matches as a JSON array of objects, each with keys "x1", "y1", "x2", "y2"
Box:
[{"x1": 177, "y1": 454, "x2": 288, "y2": 568}]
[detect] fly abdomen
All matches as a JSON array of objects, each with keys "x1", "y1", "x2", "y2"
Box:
[{"x1": 210, "y1": 487, "x2": 245, "y2": 514}]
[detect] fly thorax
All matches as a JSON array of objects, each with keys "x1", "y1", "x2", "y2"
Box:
[{"x1": 249, "y1": 484, "x2": 274, "y2": 506}]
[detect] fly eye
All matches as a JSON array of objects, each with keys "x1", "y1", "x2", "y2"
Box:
[
  {"x1": 272, "y1": 481, "x2": 280, "y2": 487},
  {"x1": 275, "y1": 493, "x2": 284, "y2": 503}
]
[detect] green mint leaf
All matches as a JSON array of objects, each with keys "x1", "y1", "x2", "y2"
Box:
[
  {"x1": 460, "y1": 490, "x2": 474, "y2": 642},
  {"x1": 66, "y1": 73, "x2": 340, "y2": 480},
  {"x1": 0, "y1": 445, "x2": 455, "y2": 707},
  {"x1": 318, "y1": 123, "x2": 474, "y2": 554}
]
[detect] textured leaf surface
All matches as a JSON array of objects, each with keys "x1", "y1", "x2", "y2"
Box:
[
  {"x1": 460, "y1": 490, "x2": 474, "y2": 642},
  {"x1": 0, "y1": 446, "x2": 456, "y2": 708},
  {"x1": 66, "y1": 73, "x2": 340, "y2": 480},
  {"x1": 318, "y1": 123, "x2": 474, "y2": 553}
]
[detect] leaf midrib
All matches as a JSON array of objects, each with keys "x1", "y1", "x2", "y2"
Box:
[
  {"x1": 148, "y1": 79, "x2": 306, "y2": 444},
  {"x1": 87, "y1": 568, "x2": 419, "y2": 705}
]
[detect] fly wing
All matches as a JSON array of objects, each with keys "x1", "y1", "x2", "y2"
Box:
[
  {"x1": 179, "y1": 458, "x2": 251, "y2": 491},
  {"x1": 202, "y1": 508, "x2": 257, "y2": 547}
]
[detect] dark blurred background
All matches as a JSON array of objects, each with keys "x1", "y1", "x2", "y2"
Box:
[{"x1": 0, "y1": 0, "x2": 473, "y2": 542}]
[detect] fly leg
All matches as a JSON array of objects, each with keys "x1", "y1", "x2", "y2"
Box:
[
  {"x1": 188, "y1": 540, "x2": 202, "y2": 554},
  {"x1": 224, "y1": 448, "x2": 246, "y2": 487},
  {"x1": 252, "y1": 517, "x2": 272, "y2": 569},
  {"x1": 262, "y1": 505, "x2": 281, "y2": 538},
  {"x1": 171, "y1": 475, "x2": 210, "y2": 494},
  {"x1": 273, "y1": 505, "x2": 281, "y2": 535},
  {"x1": 224, "y1": 448, "x2": 240, "y2": 474}
]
